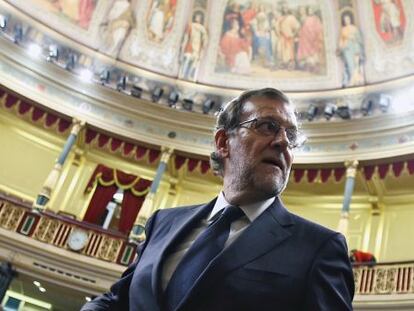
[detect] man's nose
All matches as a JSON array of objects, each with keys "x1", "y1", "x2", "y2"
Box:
[{"x1": 269, "y1": 128, "x2": 290, "y2": 149}]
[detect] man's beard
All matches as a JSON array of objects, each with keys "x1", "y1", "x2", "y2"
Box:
[{"x1": 231, "y1": 162, "x2": 288, "y2": 198}]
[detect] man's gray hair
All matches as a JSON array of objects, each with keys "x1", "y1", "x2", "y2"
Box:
[{"x1": 210, "y1": 88, "x2": 291, "y2": 176}]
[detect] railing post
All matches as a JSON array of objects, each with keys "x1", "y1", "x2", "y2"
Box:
[
  {"x1": 337, "y1": 160, "x2": 359, "y2": 238},
  {"x1": 33, "y1": 119, "x2": 85, "y2": 211},
  {"x1": 130, "y1": 146, "x2": 173, "y2": 240}
]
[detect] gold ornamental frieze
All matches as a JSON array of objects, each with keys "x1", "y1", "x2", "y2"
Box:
[
  {"x1": 0, "y1": 203, "x2": 24, "y2": 231},
  {"x1": 33, "y1": 217, "x2": 60, "y2": 243},
  {"x1": 374, "y1": 267, "x2": 397, "y2": 294},
  {"x1": 96, "y1": 236, "x2": 122, "y2": 262},
  {"x1": 354, "y1": 264, "x2": 414, "y2": 295}
]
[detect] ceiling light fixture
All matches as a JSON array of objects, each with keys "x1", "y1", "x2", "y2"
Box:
[
  {"x1": 151, "y1": 87, "x2": 163, "y2": 102},
  {"x1": 361, "y1": 97, "x2": 374, "y2": 116},
  {"x1": 336, "y1": 105, "x2": 351, "y2": 119},
  {"x1": 65, "y1": 53, "x2": 77, "y2": 71},
  {"x1": 307, "y1": 104, "x2": 318, "y2": 121},
  {"x1": 324, "y1": 103, "x2": 337, "y2": 120},
  {"x1": 168, "y1": 91, "x2": 179, "y2": 108},
  {"x1": 47, "y1": 45, "x2": 59, "y2": 62},
  {"x1": 13, "y1": 24, "x2": 23, "y2": 43},
  {"x1": 202, "y1": 99, "x2": 215, "y2": 114},
  {"x1": 99, "y1": 70, "x2": 110, "y2": 85},
  {"x1": 378, "y1": 95, "x2": 391, "y2": 113},
  {"x1": 131, "y1": 85, "x2": 143, "y2": 98},
  {"x1": 0, "y1": 14, "x2": 7, "y2": 30},
  {"x1": 116, "y1": 75, "x2": 127, "y2": 91},
  {"x1": 182, "y1": 99, "x2": 194, "y2": 111}
]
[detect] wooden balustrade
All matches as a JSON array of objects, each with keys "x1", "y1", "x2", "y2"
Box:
[
  {"x1": 0, "y1": 194, "x2": 136, "y2": 266},
  {"x1": 353, "y1": 262, "x2": 414, "y2": 295}
]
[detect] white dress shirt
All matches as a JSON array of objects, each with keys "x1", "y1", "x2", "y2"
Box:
[{"x1": 161, "y1": 192, "x2": 275, "y2": 290}]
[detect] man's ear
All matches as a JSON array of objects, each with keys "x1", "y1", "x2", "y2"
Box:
[{"x1": 214, "y1": 129, "x2": 229, "y2": 158}]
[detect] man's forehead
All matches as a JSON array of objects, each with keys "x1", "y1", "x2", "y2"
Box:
[{"x1": 242, "y1": 97, "x2": 296, "y2": 117}]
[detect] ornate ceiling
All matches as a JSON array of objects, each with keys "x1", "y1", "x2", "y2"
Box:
[{"x1": 5, "y1": 0, "x2": 414, "y2": 90}]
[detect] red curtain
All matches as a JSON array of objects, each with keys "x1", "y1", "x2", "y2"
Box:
[
  {"x1": 83, "y1": 184, "x2": 117, "y2": 224},
  {"x1": 83, "y1": 164, "x2": 152, "y2": 233},
  {"x1": 294, "y1": 169, "x2": 305, "y2": 183},
  {"x1": 118, "y1": 190, "x2": 145, "y2": 234},
  {"x1": 307, "y1": 169, "x2": 318, "y2": 183},
  {"x1": 320, "y1": 168, "x2": 332, "y2": 183}
]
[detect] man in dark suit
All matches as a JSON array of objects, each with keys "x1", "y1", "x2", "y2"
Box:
[{"x1": 82, "y1": 88, "x2": 354, "y2": 311}]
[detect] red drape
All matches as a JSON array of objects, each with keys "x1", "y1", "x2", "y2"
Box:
[
  {"x1": 334, "y1": 167, "x2": 346, "y2": 182},
  {"x1": 378, "y1": 164, "x2": 389, "y2": 179},
  {"x1": 307, "y1": 169, "x2": 318, "y2": 183},
  {"x1": 119, "y1": 190, "x2": 145, "y2": 234},
  {"x1": 320, "y1": 168, "x2": 332, "y2": 183},
  {"x1": 83, "y1": 184, "x2": 117, "y2": 224},
  {"x1": 392, "y1": 161, "x2": 404, "y2": 177},
  {"x1": 363, "y1": 165, "x2": 376, "y2": 181},
  {"x1": 175, "y1": 155, "x2": 186, "y2": 170},
  {"x1": 294, "y1": 169, "x2": 305, "y2": 183},
  {"x1": 83, "y1": 164, "x2": 152, "y2": 233}
]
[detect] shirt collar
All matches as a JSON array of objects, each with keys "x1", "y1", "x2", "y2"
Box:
[{"x1": 208, "y1": 192, "x2": 275, "y2": 223}]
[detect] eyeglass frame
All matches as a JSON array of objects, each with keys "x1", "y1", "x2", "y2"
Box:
[{"x1": 235, "y1": 117, "x2": 306, "y2": 149}]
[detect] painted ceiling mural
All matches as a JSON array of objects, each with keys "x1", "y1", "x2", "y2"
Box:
[
  {"x1": 361, "y1": 0, "x2": 414, "y2": 83},
  {"x1": 5, "y1": 0, "x2": 414, "y2": 91}
]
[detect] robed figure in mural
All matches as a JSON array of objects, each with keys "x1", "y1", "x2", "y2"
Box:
[
  {"x1": 54, "y1": 0, "x2": 95, "y2": 29},
  {"x1": 179, "y1": 12, "x2": 208, "y2": 81},
  {"x1": 100, "y1": 0, "x2": 134, "y2": 56},
  {"x1": 276, "y1": 5, "x2": 300, "y2": 70},
  {"x1": 338, "y1": 12, "x2": 365, "y2": 87},
  {"x1": 219, "y1": 18, "x2": 251, "y2": 74},
  {"x1": 147, "y1": 0, "x2": 177, "y2": 43},
  {"x1": 380, "y1": 0, "x2": 403, "y2": 40},
  {"x1": 297, "y1": 6, "x2": 324, "y2": 73}
]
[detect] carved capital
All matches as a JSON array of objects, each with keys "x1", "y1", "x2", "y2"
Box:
[
  {"x1": 160, "y1": 146, "x2": 174, "y2": 163},
  {"x1": 345, "y1": 160, "x2": 359, "y2": 178},
  {"x1": 70, "y1": 118, "x2": 86, "y2": 136}
]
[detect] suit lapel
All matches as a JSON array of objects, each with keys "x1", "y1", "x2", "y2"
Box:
[
  {"x1": 177, "y1": 197, "x2": 295, "y2": 309},
  {"x1": 214, "y1": 197, "x2": 294, "y2": 272},
  {"x1": 151, "y1": 199, "x2": 215, "y2": 305}
]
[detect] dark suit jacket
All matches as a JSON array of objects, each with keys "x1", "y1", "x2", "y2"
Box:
[{"x1": 82, "y1": 197, "x2": 354, "y2": 311}]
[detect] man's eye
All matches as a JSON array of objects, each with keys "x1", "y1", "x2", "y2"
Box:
[{"x1": 257, "y1": 121, "x2": 277, "y2": 132}]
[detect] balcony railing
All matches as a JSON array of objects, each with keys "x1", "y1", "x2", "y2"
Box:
[
  {"x1": 0, "y1": 193, "x2": 136, "y2": 266},
  {"x1": 353, "y1": 261, "x2": 414, "y2": 295}
]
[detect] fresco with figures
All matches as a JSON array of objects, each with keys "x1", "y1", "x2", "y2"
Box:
[
  {"x1": 146, "y1": 0, "x2": 177, "y2": 43},
  {"x1": 5, "y1": 0, "x2": 111, "y2": 46},
  {"x1": 178, "y1": 0, "x2": 209, "y2": 81},
  {"x1": 360, "y1": 0, "x2": 413, "y2": 83},
  {"x1": 116, "y1": 0, "x2": 186, "y2": 75},
  {"x1": 372, "y1": 0, "x2": 406, "y2": 46},
  {"x1": 98, "y1": 0, "x2": 135, "y2": 57},
  {"x1": 196, "y1": 0, "x2": 339, "y2": 90},
  {"x1": 3, "y1": 0, "x2": 414, "y2": 90},
  {"x1": 214, "y1": 1, "x2": 327, "y2": 78},
  {"x1": 24, "y1": 0, "x2": 97, "y2": 29},
  {"x1": 337, "y1": 9, "x2": 365, "y2": 87}
]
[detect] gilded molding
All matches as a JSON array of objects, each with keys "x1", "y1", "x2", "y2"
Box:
[
  {"x1": 70, "y1": 118, "x2": 86, "y2": 136},
  {"x1": 345, "y1": 160, "x2": 359, "y2": 178}
]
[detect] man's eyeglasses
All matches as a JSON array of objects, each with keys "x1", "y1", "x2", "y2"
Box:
[{"x1": 237, "y1": 118, "x2": 306, "y2": 149}]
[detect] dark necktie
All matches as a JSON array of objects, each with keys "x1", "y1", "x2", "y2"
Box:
[{"x1": 165, "y1": 206, "x2": 245, "y2": 310}]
